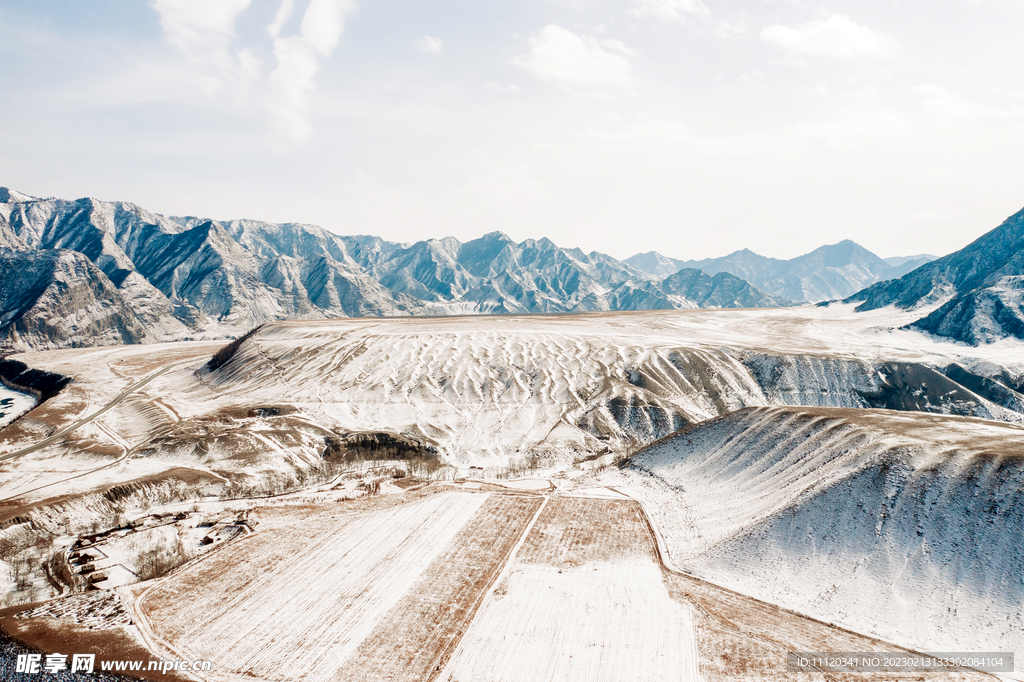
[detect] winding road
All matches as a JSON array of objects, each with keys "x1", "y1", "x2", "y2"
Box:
[{"x1": 0, "y1": 364, "x2": 175, "y2": 463}]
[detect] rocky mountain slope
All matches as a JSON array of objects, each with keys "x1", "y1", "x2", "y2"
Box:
[
  {"x1": 627, "y1": 241, "x2": 936, "y2": 302},
  {"x1": 596, "y1": 268, "x2": 792, "y2": 310},
  {"x1": 0, "y1": 189, "x2": 789, "y2": 350},
  {"x1": 847, "y1": 205, "x2": 1024, "y2": 344}
]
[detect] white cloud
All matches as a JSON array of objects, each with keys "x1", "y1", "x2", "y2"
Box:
[
  {"x1": 415, "y1": 36, "x2": 444, "y2": 54},
  {"x1": 151, "y1": 0, "x2": 260, "y2": 95},
  {"x1": 512, "y1": 25, "x2": 633, "y2": 89},
  {"x1": 630, "y1": 0, "x2": 709, "y2": 23},
  {"x1": 485, "y1": 81, "x2": 521, "y2": 93},
  {"x1": 267, "y1": 0, "x2": 295, "y2": 38},
  {"x1": 269, "y1": 0, "x2": 357, "y2": 143},
  {"x1": 152, "y1": 0, "x2": 252, "y2": 56},
  {"x1": 715, "y1": 19, "x2": 748, "y2": 38},
  {"x1": 149, "y1": 0, "x2": 355, "y2": 143},
  {"x1": 300, "y1": 0, "x2": 353, "y2": 55},
  {"x1": 761, "y1": 16, "x2": 900, "y2": 60},
  {"x1": 910, "y1": 85, "x2": 1011, "y2": 118}
]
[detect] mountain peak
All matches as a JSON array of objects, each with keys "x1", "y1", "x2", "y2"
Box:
[
  {"x1": 0, "y1": 187, "x2": 38, "y2": 203},
  {"x1": 796, "y1": 240, "x2": 883, "y2": 269}
]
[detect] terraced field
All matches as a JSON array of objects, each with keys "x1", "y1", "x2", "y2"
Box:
[{"x1": 337, "y1": 494, "x2": 542, "y2": 681}]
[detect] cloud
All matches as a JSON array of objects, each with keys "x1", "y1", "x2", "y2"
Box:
[
  {"x1": 715, "y1": 18, "x2": 748, "y2": 38},
  {"x1": 910, "y1": 85, "x2": 1011, "y2": 118},
  {"x1": 149, "y1": 0, "x2": 355, "y2": 143},
  {"x1": 485, "y1": 81, "x2": 520, "y2": 93},
  {"x1": 267, "y1": 0, "x2": 295, "y2": 38},
  {"x1": 152, "y1": 0, "x2": 252, "y2": 56},
  {"x1": 269, "y1": 0, "x2": 357, "y2": 143},
  {"x1": 299, "y1": 0, "x2": 352, "y2": 55},
  {"x1": 151, "y1": 0, "x2": 260, "y2": 95},
  {"x1": 760, "y1": 16, "x2": 900, "y2": 60},
  {"x1": 630, "y1": 0, "x2": 709, "y2": 23},
  {"x1": 511, "y1": 25, "x2": 633, "y2": 89},
  {"x1": 415, "y1": 36, "x2": 444, "y2": 54}
]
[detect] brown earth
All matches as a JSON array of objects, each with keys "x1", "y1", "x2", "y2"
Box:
[
  {"x1": 516, "y1": 496, "x2": 654, "y2": 566},
  {"x1": 0, "y1": 602, "x2": 193, "y2": 682},
  {"x1": 670, "y1": 571, "x2": 992, "y2": 681},
  {"x1": 339, "y1": 493, "x2": 542, "y2": 682}
]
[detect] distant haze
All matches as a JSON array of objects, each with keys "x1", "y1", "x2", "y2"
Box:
[
  {"x1": 1, "y1": 1, "x2": 1023, "y2": 260},
  {"x1": 626, "y1": 243, "x2": 937, "y2": 302},
  {"x1": 882, "y1": 254, "x2": 939, "y2": 268}
]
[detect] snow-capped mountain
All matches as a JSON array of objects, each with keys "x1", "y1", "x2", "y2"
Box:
[
  {"x1": 0, "y1": 189, "x2": 789, "y2": 350},
  {"x1": 0, "y1": 191, "x2": 425, "y2": 349},
  {"x1": 847, "y1": 205, "x2": 1024, "y2": 344},
  {"x1": 627, "y1": 241, "x2": 937, "y2": 302},
  {"x1": 335, "y1": 231, "x2": 645, "y2": 314},
  {"x1": 883, "y1": 253, "x2": 937, "y2": 269},
  {"x1": 591, "y1": 268, "x2": 791, "y2": 311}
]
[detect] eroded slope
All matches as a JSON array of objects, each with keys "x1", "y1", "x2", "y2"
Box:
[{"x1": 609, "y1": 406, "x2": 1024, "y2": 660}]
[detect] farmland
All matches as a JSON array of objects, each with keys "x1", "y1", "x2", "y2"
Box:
[
  {"x1": 135, "y1": 489, "x2": 540, "y2": 682},
  {"x1": 444, "y1": 497, "x2": 703, "y2": 682}
]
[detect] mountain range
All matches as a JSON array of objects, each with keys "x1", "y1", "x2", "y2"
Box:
[
  {"x1": 4, "y1": 187, "x2": 1022, "y2": 350},
  {"x1": 0, "y1": 189, "x2": 788, "y2": 350},
  {"x1": 626, "y1": 242, "x2": 936, "y2": 302},
  {"x1": 846, "y1": 205, "x2": 1024, "y2": 344}
]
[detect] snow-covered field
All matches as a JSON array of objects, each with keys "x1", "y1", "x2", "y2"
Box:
[
  {"x1": 445, "y1": 496, "x2": 702, "y2": 682},
  {"x1": 136, "y1": 490, "x2": 537, "y2": 682},
  {"x1": 447, "y1": 560, "x2": 700, "y2": 682}
]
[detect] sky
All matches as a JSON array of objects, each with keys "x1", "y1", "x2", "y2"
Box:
[{"x1": 1, "y1": 0, "x2": 1022, "y2": 261}]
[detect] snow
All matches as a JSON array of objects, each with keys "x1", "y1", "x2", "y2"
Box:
[
  {"x1": 150, "y1": 306, "x2": 1024, "y2": 468},
  {"x1": 138, "y1": 491, "x2": 488, "y2": 682},
  {"x1": 4, "y1": 305, "x2": 1024, "y2": 522},
  {"x1": 602, "y1": 405, "x2": 1024, "y2": 666},
  {"x1": 445, "y1": 561, "x2": 701, "y2": 682},
  {"x1": 0, "y1": 385, "x2": 35, "y2": 429},
  {"x1": 489, "y1": 478, "x2": 551, "y2": 491},
  {"x1": 2, "y1": 307, "x2": 1023, "y2": 676}
]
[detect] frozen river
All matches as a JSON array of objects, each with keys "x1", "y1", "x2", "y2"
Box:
[{"x1": 0, "y1": 384, "x2": 36, "y2": 428}]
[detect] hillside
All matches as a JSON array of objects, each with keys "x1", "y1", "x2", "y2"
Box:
[
  {"x1": 178, "y1": 313, "x2": 1024, "y2": 465},
  {"x1": 609, "y1": 406, "x2": 1024, "y2": 660},
  {"x1": 847, "y1": 206, "x2": 1024, "y2": 344},
  {"x1": 1, "y1": 307, "x2": 1021, "y2": 678}
]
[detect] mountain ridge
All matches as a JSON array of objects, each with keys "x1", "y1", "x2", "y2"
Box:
[
  {"x1": 0, "y1": 188, "x2": 790, "y2": 350},
  {"x1": 845, "y1": 205, "x2": 1024, "y2": 344},
  {"x1": 627, "y1": 241, "x2": 939, "y2": 302}
]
